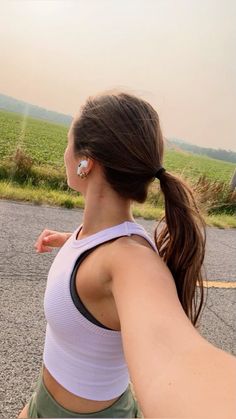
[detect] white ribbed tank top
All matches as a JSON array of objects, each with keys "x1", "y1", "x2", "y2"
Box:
[{"x1": 43, "y1": 221, "x2": 157, "y2": 400}]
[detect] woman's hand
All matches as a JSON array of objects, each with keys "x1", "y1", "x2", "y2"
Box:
[{"x1": 34, "y1": 229, "x2": 72, "y2": 253}]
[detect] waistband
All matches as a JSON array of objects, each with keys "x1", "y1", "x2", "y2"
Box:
[{"x1": 29, "y1": 367, "x2": 141, "y2": 418}]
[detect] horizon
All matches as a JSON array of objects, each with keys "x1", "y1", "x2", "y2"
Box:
[
  {"x1": 1, "y1": 91, "x2": 236, "y2": 153},
  {"x1": 0, "y1": 0, "x2": 235, "y2": 152}
]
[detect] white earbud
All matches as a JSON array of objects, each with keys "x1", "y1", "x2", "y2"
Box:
[
  {"x1": 79, "y1": 160, "x2": 88, "y2": 169},
  {"x1": 77, "y1": 160, "x2": 88, "y2": 176}
]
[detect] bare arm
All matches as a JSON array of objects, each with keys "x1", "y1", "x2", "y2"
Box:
[
  {"x1": 34, "y1": 229, "x2": 72, "y2": 253},
  {"x1": 110, "y1": 242, "x2": 236, "y2": 418}
]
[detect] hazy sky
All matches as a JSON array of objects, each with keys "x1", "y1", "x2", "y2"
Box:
[{"x1": 0, "y1": 0, "x2": 235, "y2": 151}]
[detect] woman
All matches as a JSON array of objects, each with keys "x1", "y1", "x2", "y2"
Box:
[{"x1": 18, "y1": 91, "x2": 236, "y2": 418}]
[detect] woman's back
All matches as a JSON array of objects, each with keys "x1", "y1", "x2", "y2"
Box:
[
  {"x1": 42, "y1": 221, "x2": 157, "y2": 414},
  {"x1": 18, "y1": 91, "x2": 236, "y2": 418}
]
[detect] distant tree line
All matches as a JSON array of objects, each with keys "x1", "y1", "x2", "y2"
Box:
[
  {"x1": 170, "y1": 139, "x2": 236, "y2": 164},
  {"x1": 0, "y1": 93, "x2": 72, "y2": 126}
]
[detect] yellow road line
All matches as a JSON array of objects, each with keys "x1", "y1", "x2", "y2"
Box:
[{"x1": 198, "y1": 281, "x2": 236, "y2": 289}]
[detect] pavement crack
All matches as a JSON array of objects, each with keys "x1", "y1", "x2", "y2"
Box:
[
  {"x1": 206, "y1": 304, "x2": 236, "y2": 332},
  {"x1": 211, "y1": 240, "x2": 236, "y2": 250}
]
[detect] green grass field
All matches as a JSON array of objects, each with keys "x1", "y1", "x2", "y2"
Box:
[
  {"x1": 1, "y1": 109, "x2": 235, "y2": 181},
  {"x1": 164, "y1": 150, "x2": 235, "y2": 183},
  {"x1": 0, "y1": 109, "x2": 235, "y2": 228},
  {"x1": 0, "y1": 110, "x2": 67, "y2": 167}
]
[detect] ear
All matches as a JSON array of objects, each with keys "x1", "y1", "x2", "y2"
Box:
[{"x1": 77, "y1": 157, "x2": 94, "y2": 176}]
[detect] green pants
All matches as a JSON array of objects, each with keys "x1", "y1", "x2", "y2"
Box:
[{"x1": 27, "y1": 369, "x2": 143, "y2": 418}]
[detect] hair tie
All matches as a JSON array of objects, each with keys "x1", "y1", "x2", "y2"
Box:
[{"x1": 155, "y1": 167, "x2": 166, "y2": 179}]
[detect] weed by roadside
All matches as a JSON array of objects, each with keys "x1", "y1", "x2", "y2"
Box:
[{"x1": 0, "y1": 148, "x2": 235, "y2": 228}]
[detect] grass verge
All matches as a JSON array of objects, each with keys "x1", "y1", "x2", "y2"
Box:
[
  {"x1": 205, "y1": 213, "x2": 236, "y2": 229},
  {"x1": 0, "y1": 180, "x2": 235, "y2": 228},
  {"x1": 0, "y1": 181, "x2": 84, "y2": 209}
]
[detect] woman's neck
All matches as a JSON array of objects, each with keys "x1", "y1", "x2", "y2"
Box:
[{"x1": 78, "y1": 182, "x2": 134, "y2": 239}]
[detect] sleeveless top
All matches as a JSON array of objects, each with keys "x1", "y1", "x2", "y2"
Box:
[{"x1": 43, "y1": 221, "x2": 157, "y2": 401}]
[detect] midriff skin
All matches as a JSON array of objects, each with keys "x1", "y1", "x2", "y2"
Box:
[{"x1": 43, "y1": 365, "x2": 121, "y2": 413}]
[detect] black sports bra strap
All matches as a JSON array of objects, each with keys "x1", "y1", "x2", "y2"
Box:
[{"x1": 70, "y1": 237, "x2": 126, "y2": 330}]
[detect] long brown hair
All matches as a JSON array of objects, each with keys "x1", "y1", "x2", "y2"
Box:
[{"x1": 72, "y1": 90, "x2": 206, "y2": 327}]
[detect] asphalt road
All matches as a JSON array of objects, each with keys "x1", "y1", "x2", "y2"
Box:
[{"x1": 0, "y1": 200, "x2": 235, "y2": 418}]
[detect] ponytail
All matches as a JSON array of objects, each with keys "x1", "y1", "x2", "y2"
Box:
[
  {"x1": 155, "y1": 171, "x2": 207, "y2": 327},
  {"x1": 73, "y1": 90, "x2": 207, "y2": 326}
]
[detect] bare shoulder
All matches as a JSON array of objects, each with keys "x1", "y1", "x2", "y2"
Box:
[
  {"x1": 107, "y1": 234, "x2": 176, "y2": 293},
  {"x1": 107, "y1": 234, "x2": 200, "y2": 349}
]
